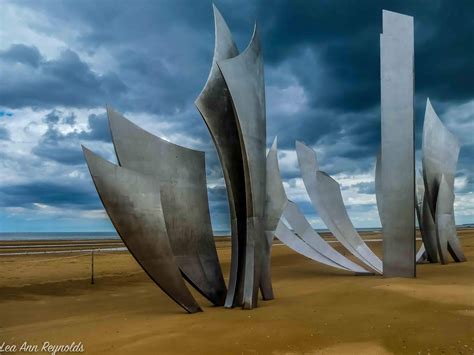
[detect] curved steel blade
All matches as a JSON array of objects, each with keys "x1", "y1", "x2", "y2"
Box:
[
  {"x1": 260, "y1": 137, "x2": 289, "y2": 300},
  {"x1": 422, "y1": 98, "x2": 465, "y2": 262},
  {"x1": 217, "y1": 24, "x2": 267, "y2": 309},
  {"x1": 283, "y1": 201, "x2": 371, "y2": 274},
  {"x1": 82, "y1": 147, "x2": 202, "y2": 313},
  {"x1": 194, "y1": 5, "x2": 246, "y2": 308},
  {"x1": 274, "y1": 220, "x2": 349, "y2": 272},
  {"x1": 436, "y1": 174, "x2": 466, "y2": 263},
  {"x1": 422, "y1": 98, "x2": 460, "y2": 217},
  {"x1": 107, "y1": 108, "x2": 226, "y2": 306},
  {"x1": 266, "y1": 138, "x2": 370, "y2": 274},
  {"x1": 296, "y1": 141, "x2": 383, "y2": 274}
]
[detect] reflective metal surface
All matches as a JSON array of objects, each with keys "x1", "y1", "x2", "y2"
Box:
[
  {"x1": 195, "y1": 5, "x2": 246, "y2": 308},
  {"x1": 274, "y1": 220, "x2": 348, "y2": 272},
  {"x1": 422, "y1": 99, "x2": 460, "y2": 217},
  {"x1": 416, "y1": 244, "x2": 427, "y2": 263},
  {"x1": 265, "y1": 138, "x2": 287, "y2": 233},
  {"x1": 266, "y1": 138, "x2": 370, "y2": 275},
  {"x1": 296, "y1": 141, "x2": 383, "y2": 274},
  {"x1": 380, "y1": 10, "x2": 416, "y2": 277},
  {"x1": 316, "y1": 171, "x2": 383, "y2": 274},
  {"x1": 378, "y1": 154, "x2": 426, "y2": 264},
  {"x1": 107, "y1": 108, "x2": 226, "y2": 306},
  {"x1": 196, "y1": 7, "x2": 268, "y2": 309},
  {"x1": 282, "y1": 201, "x2": 371, "y2": 274},
  {"x1": 435, "y1": 175, "x2": 450, "y2": 263},
  {"x1": 261, "y1": 137, "x2": 287, "y2": 300},
  {"x1": 422, "y1": 193, "x2": 439, "y2": 263},
  {"x1": 375, "y1": 151, "x2": 384, "y2": 227},
  {"x1": 82, "y1": 147, "x2": 202, "y2": 313},
  {"x1": 422, "y1": 98, "x2": 465, "y2": 263},
  {"x1": 436, "y1": 175, "x2": 466, "y2": 263},
  {"x1": 415, "y1": 174, "x2": 424, "y2": 231},
  {"x1": 218, "y1": 24, "x2": 267, "y2": 309},
  {"x1": 415, "y1": 175, "x2": 428, "y2": 263}
]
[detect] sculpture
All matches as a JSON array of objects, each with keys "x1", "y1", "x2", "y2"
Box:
[
  {"x1": 82, "y1": 146, "x2": 203, "y2": 313},
  {"x1": 83, "y1": 6, "x2": 269, "y2": 312},
  {"x1": 415, "y1": 174, "x2": 428, "y2": 263},
  {"x1": 421, "y1": 98, "x2": 466, "y2": 263},
  {"x1": 380, "y1": 10, "x2": 416, "y2": 278},
  {"x1": 268, "y1": 140, "x2": 372, "y2": 274},
  {"x1": 296, "y1": 142, "x2": 383, "y2": 274},
  {"x1": 82, "y1": 7, "x2": 467, "y2": 314},
  {"x1": 196, "y1": 5, "x2": 268, "y2": 309},
  {"x1": 376, "y1": 155, "x2": 427, "y2": 263},
  {"x1": 195, "y1": 6, "x2": 246, "y2": 308},
  {"x1": 83, "y1": 108, "x2": 228, "y2": 313},
  {"x1": 107, "y1": 108, "x2": 227, "y2": 304}
]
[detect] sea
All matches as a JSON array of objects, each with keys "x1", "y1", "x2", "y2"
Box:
[
  {"x1": 0, "y1": 232, "x2": 120, "y2": 241},
  {"x1": 1, "y1": 225, "x2": 472, "y2": 241},
  {"x1": 0, "y1": 228, "x2": 385, "y2": 241}
]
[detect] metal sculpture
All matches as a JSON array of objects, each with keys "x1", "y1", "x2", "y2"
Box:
[
  {"x1": 266, "y1": 139, "x2": 371, "y2": 274},
  {"x1": 380, "y1": 10, "x2": 416, "y2": 278},
  {"x1": 83, "y1": 6, "x2": 271, "y2": 313},
  {"x1": 196, "y1": 6, "x2": 268, "y2": 309},
  {"x1": 81, "y1": 7, "x2": 468, "y2": 314},
  {"x1": 376, "y1": 155, "x2": 427, "y2": 263},
  {"x1": 375, "y1": 152, "x2": 384, "y2": 227},
  {"x1": 275, "y1": 221, "x2": 352, "y2": 272},
  {"x1": 422, "y1": 99, "x2": 466, "y2": 263},
  {"x1": 218, "y1": 25, "x2": 267, "y2": 309},
  {"x1": 415, "y1": 175, "x2": 428, "y2": 263},
  {"x1": 262, "y1": 138, "x2": 287, "y2": 298},
  {"x1": 296, "y1": 141, "x2": 383, "y2": 274},
  {"x1": 436, "y1": 175, "x2": 465, "y2": 262},
  {"x1": 195, "y1": 5, "x2": 245, "y2": 308},
  {"x1": 83, "y1": 107, "x2": 228, "y2": 312},
  {"x1": 435, "y1": 175, "x2": 452, "y2": 262},
  {"x1": 82, "y1": 147, "x2": 202, "y2": 313},
  {"x1": 281, "y1": 201, "x2": 371, "y2": 274},
  {"x1": 416, "y1": 245, "x2": 427, "y2": 263},
  {"x1": 106, "y1": 108, "x2": 226, "y2": 305}
]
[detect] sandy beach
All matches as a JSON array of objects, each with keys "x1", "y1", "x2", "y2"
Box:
[{"x1": 0, "y1": 230, "x2": 473, "y2": 354}]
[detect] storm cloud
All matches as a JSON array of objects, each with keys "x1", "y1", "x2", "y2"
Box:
[{"x1": 0, "y1": 0, "x2": 472, "y2": 231}]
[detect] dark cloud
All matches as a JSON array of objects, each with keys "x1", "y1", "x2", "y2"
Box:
[
  {"x1": 0, "y1": 44, "x2": 41, "y2": 67},
  {"x1": 0, "y1": 126, "x2": 10, "y2": 140},
  {"x1": 0, "y1": 46, "x2": 127, "y2": 108},
  {"x1": 353, "y1": 182, "x2": 376, "y2": 195},
  {"x1": 32, "y1": 111, "x2": 111, "y2": 165},
  {"x1": 0, "y1": 111, "x2": 14, "y2": 118},
  {"x1": 458, "y1": 145, "x2": 474, "y2": 185},
  {"x1": 0, "y1": 181, "x2": 99, "y2": 209},
  {"x1": 44, "y1": 110, "x2": 60, "y2": 125},
  {"x1": 62, "y1": 113, "x2": 76, "y2": 126},
  {"x1": 2, "y1": 1, "x2": 254, "y2": 119},
  {"x1": 259, "y1": 0, "x2": 473, "y2": 178},
  {"x1": 77, "y1": 113, "x2": 111, "y2": 142},
  {"x1": 1, "y1": 0, "x2": 473, "y2": 229},
  {"x1": 32, "y1": 144, "x2": 84, "y2": 165},
  {"x1": 260, "y1": 0, "x2": 474, "y2": 106}
]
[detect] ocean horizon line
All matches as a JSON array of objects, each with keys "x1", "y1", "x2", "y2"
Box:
[
  {"x1": 0, "y1": 229, "x2": 368, "y2": 241},
  {"x1": 1, "y1": 225, "x2": 473, "y2": 241}
]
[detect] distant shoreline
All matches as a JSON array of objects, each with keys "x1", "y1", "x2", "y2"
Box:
[
  {"x1": 0, "y1": 232, "x2": 120, "y2": 242},
  {"x1": 1, "y1": 226, "x2": 473, "y2": 241}
]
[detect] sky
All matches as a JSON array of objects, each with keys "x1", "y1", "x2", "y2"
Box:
[{"x1": 0, "y1": 0, "x2": 472, "y2": 232}]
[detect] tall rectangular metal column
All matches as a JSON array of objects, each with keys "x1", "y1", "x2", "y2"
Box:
[{"x1": 380, "y1": 10, "x2": 416, "y2": 277}]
